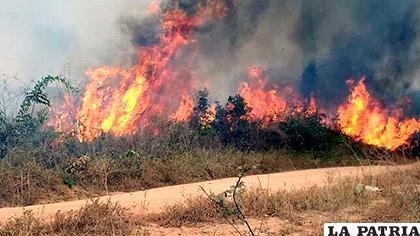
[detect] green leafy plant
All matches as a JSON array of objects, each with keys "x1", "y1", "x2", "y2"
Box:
[
  {"x1": 63, "y1": 175, "x2": 76, "y2": 188},
  {"x1": 17, "y1": 75, "x2": 78, "y2": 122}
]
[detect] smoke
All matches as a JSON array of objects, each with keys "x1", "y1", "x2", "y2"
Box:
[
  {"x1": 4, "y1": 0, "x2": 416, "y2": 115},
  {"x1": 123, "y1": 0, "x2": 419, "y2": 114},
  {"x1": 295, "y1": 0, "x2": 420, "y2": 109},
  {"x1": 0, "y1": 0, "x2": 150, "y2": 90}
]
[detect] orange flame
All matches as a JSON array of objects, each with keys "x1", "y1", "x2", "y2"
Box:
[
  {"x1": 307, "y1": 94, "x2": 317, "y2": 115},
  {"x1": 75, "y1": 1, "x2": 228, "y2": 142},
  {"x1": 238, "y1": 66, "x2": 315, "y2": 126},
  {"x1": 47, "y1": 93, "x2": 77, "y2": 134},
  {"x1": 200, "y1": 104, "x2": 216, "y2": 127},
  {"x1": 46, "y1": 2, "x2": 419, "y2": 152},
  {"x1": 170, "y1": 93, "x2": 194, "y2": 122},
  {"x1": 239, "y1": 66, "x2": 288, "y2": 125},
  {"x1": 338, "y1": 77, "x2": 420, "y2": 150}
]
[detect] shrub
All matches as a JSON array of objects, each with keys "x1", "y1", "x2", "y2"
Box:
[
  {"x1": 0, "y1": 200, "x2": 132, "y2": 236},
  {"x1": 279, "y1": 114, "x2": 346, "y2": 152},
  {"x1": 213, "y1": 95, "x2": 255, "y2": 150},
  {"x1": 0, "y1": 211, "x2": 48, "y2": 236},
  {"x1": 0, "y1": 149, "x2": 64, "y2": 206},
  {"x1": 51, "y1": 199, "x2": 131, "y2": 235}
]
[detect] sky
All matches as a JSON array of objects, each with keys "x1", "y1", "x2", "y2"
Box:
[{"x1": 0, "y1": 0, "x2": 150, "y2": 88}]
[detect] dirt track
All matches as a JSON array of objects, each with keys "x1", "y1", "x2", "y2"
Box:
[{"x1": 0, "y1": 163, "x2": 415, "y2": 223}]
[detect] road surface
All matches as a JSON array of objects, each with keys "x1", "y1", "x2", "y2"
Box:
[{"x1": 0, "y1": 163, "x2": 415, "y2": 222}]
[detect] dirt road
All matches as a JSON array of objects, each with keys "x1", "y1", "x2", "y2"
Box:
[{"x1": 0, "y1": 163, "x2": 415, "y2": 222}]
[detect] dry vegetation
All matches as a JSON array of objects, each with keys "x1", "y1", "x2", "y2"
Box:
[
  {"x1": 1, "y1": 163, "x2": 418, "y2": 235},
  {"x1": 1, "y1": 76, "x2": 417, "y2": 208},
  {"x1": 147, "y1": 163, "x2": 420, "y2": 228},
  {"x1": 0, "y1": 142, "x2": 384, "y2": 207},
  {"x1": 0, "y1": 200, "x2": 131, "y2": 236},
  {"x1": 0, "y1": 76, "x2": 419, "y2": 235}
]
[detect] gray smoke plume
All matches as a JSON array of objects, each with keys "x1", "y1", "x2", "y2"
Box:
[
  {"x1": 294, "y1": 0, "x2": 420, "y2": 111},
  {"x1": 124, "y1": 0, "x2": 420, "y2": 114},
  {"x1": 0, "y1": 1, "x2": 152, "y2": 115}
]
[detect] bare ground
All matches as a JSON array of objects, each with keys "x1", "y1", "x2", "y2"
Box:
[{"x1": 0, "y1": 163, "x2": 415, "y2": 225}]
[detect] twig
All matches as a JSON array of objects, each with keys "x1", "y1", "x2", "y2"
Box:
[
  {"x1": 344, "y1": 140, "x2": 363, "y2": 166},
  {"x1": 200, "y1": 186, "x2": 244, "y2": 236},
  {"x1": 232, "y1": 176, "x2": 255, "y2": 236}
]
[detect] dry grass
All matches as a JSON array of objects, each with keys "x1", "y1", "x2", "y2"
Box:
[
  {"x1": 0, "y1": 200, "x2": 132, "y2": 236},
  {"x1": 143, "y1": 163, "x2": 420, "y2": 229},
  {"x1": 1, "y1": 147, "x2": 372, "y2": 207},
  {"x1": 361, "y1": 165, "x2": 420, "y2": 222},
  {"x1": 146, "y1": 196, "x2": 220, "y2": 227},
  {"x1": 0, "y1": 151, "x2": 66, "y2": 206},
  {"x1": 145, "y1": 176, "x2": 375, "y2": 227},
  {"x1": 0, "y1": 211, "x2": 46, "y2": 236},
  {"x1": 1, "y1": 163, "x2": 419, "y2": 235}
]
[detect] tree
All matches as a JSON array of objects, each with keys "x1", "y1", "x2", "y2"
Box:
[
  {"x1": 213, "y1": 95, "x2": 253, "y2": 150},
  {"x1": 190, "y1": 89, "x2": 211, "y2": 132}
]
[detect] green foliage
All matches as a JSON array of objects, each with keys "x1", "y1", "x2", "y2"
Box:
[
  {"x1": 279, "y1": 114, "x2": 346, "y2": 152},
  {"x1": 190, "y1": 89, "x2": 210, "y2": 131},
  {"x1": 0, "y1": 75, "x2": 78, "y2": 159},
  {"x1": 187, "y1": 91, "x2": 356, "y2": 154},
  {"x1": 63, "y1": 175, "x2": 76, "y2": 188},
  {"x1": 212, "y1": 95, "x2": 254, "y2": 150},
  {"x1": 17, "y1": 75, "x2": 78, "y2": 122},
  {"x1": 226, "y1": 95, "x2": 249, "y2": 119}
]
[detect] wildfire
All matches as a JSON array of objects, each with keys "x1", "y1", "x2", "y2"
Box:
[
  {"x1": 75, "y1": 1, "x2": 228, "y2": 142},
  {"x1": 238, "y1": 66, "x2": 315, "y2": 126},
  {"x1": 47, "y1": 93, "x2": 77, "y2": 134},
  {"x1": 46, "y1": 2, "x2": 419, "y2": 153},
  {"x1": 200, "y1": 104, "x2": 216, "y2": 127},
  {"x1": 337, "y1": 77, "x2": 420, "y2": 150},
  {"x1": 307, "y1": 94, "x2": 317, "y2": 116},
  {"x1": 239, "y1": 66, "x2": 288, "y2": 125},
  {"x1": 170, "y1": 94, "x2": 194, "y2": 122}
]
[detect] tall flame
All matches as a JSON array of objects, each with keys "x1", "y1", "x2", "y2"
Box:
[
  {"x1": 46, "y1": 2, "x2": 419, "y2": 152},
  {"x1": 338, "y1": 77, "x2": 420, "y2": 150},
  {"x1": 76, "y1": 1, "x2": 227, "y2": 142},
  {"x1": 238, "y1": 66, "x2": 314, "y2": 126},
  {"x1": 47, "y1": 93, "x2": 77, "y2": 134},
  {"x1": 239, "y1": 66, "x2": 288, "y2": 125},
  {"x1": 170, "y1": 93, "x2": 194, "y2": 122}
]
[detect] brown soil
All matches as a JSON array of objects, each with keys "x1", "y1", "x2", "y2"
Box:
[{"x1": 0, "y1": 163, "x2": 415, "y2": 225}]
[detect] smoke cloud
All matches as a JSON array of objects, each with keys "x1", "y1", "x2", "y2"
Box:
[
  {"x1": 0, "y1": 0, "x2": 150, "y2": 89},
  {"x1": 2, "y1": 0, "x2": 418, "y2": 115},
  {"x1": 294, "y1": 0, "x2": 419, "y2": 108},
  {"x1": 124, "y1": 0, "x2": 419, "y2": 114}
]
